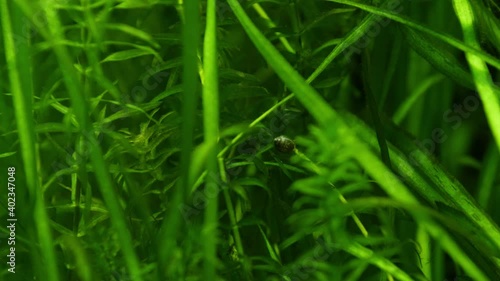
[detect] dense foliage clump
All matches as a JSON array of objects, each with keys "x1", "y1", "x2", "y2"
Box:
[{"x1": 1, "y1": 0, "x2": 500, "y2": 280}]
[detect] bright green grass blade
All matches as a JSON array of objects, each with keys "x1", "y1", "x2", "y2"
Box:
[
  {"x1": 0, "y1": 151, "x2": 17, "y2": 158},
  {"x1": 1, "y1": 1, "x2": 60, "y2": 280},
  {"x1": 202, "y1": 0, "x2": 220, "y2": 280},
  {"x1": 452, "y1": 0, "x2": 500, "y2": 156},
  {"x1": 157, "y1": 0, "x2": 200, "y2": 277},
  {"x1": 258, "y1": 225, "x2": 282, "y2": 264},
  {"x1": 252, "y1": 2, "x2": 296, "y2": 54},
  {"x1": 342, "y1": 242, "x2": 414, "y2": 281}
]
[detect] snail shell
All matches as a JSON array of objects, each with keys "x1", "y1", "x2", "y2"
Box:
[{"x1": 274, "y1": 136, "x2": 295, "y2": 153}]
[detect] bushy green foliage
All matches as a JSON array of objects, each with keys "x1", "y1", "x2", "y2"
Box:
[{"x1": 1, "y1": 0, "x2": 500, "y2": 280}]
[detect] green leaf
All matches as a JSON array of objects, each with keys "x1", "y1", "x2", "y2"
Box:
[
  {"x1": 0, "y1": 151, "x2": 16, "y2": 158},
  {"x1": 102, "y1": 48, "x2": 158, "y2": 62},
  {"x1": 105, "y1": 23, "x2": 160, "y2": 48}
]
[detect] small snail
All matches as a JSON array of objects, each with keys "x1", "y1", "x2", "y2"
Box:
[{"x1": 274, "y1": 135, "x2": 295, "y2": 153}]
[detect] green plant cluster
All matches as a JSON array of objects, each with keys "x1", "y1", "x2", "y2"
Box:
[{"x1": 1, "y1": 0, "x2": 500, "y2": 280}]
